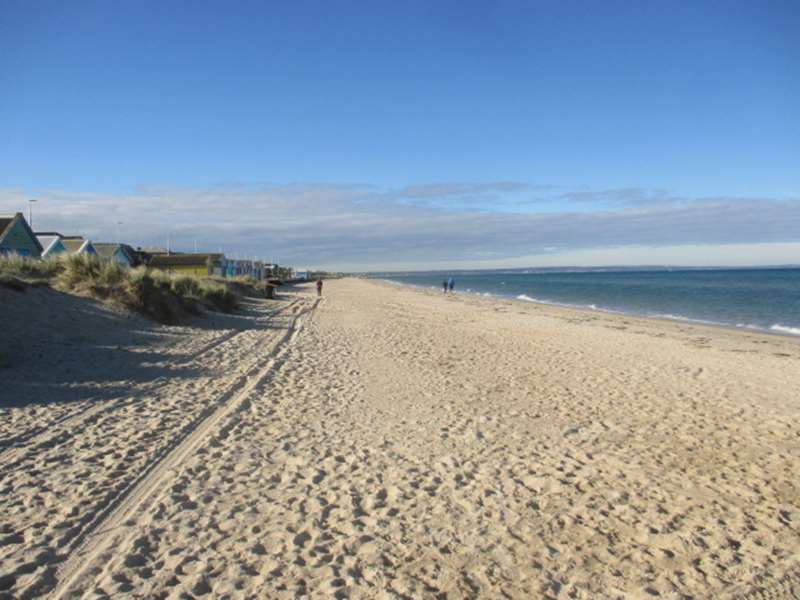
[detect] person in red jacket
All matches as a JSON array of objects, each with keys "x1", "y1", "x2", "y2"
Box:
[{"x1": 316, "y1": 277, "x2": 323, "y2": 297}]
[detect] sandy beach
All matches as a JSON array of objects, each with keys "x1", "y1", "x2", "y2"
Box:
[{"x1": 2, "y1": 277, "x2": 800, "y2": 599}]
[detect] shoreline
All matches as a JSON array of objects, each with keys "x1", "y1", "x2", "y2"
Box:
[{"x1": 375, "y1": 276, "x2": 800, "y2": 341}]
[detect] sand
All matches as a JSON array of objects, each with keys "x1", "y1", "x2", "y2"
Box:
[{"x1": 1, "y1": 277, "x2": 799, "y2": 599}]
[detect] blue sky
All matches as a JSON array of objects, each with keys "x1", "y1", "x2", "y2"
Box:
[{"x1": 1, "y1": 1, "x2": 798, "y2": 269}]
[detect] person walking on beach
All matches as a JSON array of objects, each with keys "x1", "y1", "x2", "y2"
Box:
[
  {"x1": 316, "y1": 277, "x2": 323, "y2": 297},
  {"x1": 442, "y1": 278, "x2": 448, "y2": 293},
  {"x1": 448, "y1": 277, "x2": 455, "y2": 293}
]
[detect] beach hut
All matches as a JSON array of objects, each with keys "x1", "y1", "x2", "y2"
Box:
[
  {"x1": 147, "y1": 253, "x2": 224, "y2": 277},
  {"x1": 60, "y1": 237, "x2": 98, "y2": 256},
  {"x1": 93, "y1": 243, "x2": 139, "y2": 267},
  {"x1": 36, "y1": 235, "x2": 68, "y2": 257},
  {"x1": 0, "y1": 213, "x2": 43, "y2": 258}
]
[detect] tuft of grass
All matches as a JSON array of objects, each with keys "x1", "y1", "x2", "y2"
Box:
[
  {"x1": 0, "y1": 254, "x2": 239, "y2": 323},
  {"x1": 122, "y1": 267, "x2": 183, "y2": 323},
  {"x1": 0, "y1": 254, "x2": 62, "y2": 283},
  {"x1": 208, "y1": 275, "x2": 268, "y2": 299},
  {"x1": 198, "y1": 283, "x2": 238, "y2": 313},
  {"x1": 57, "y1": 254, "x2": 127, "y2": 291},
  {"x1": 167, "y1": 275, "x2": 237, "y2": 315}
]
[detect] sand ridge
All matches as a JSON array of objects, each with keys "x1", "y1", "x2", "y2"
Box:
[{"x1": 2, "y1": 278, "x2": 800, "y2": 599}]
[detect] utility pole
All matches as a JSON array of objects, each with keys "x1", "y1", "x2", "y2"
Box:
[{"x1": 28, "y1": 199, "x2": 37, "y2": 229}]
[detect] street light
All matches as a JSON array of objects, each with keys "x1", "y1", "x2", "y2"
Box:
[
  {"x1": 115, "y1": 221, "x2": 122, "y2": 242},
  {"x1": 28, "y1": 199, "x2": 37, "y2": 229}
]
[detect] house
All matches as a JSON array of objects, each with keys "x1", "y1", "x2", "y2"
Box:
[
  {"x1": 36, "y1": 234, "x2": 68, "y2": 257},
  {"x1": 93, "y1": 243, "x2": 139, "y2": 267},
  {"x1": 147, "y1": 253, "x2": 224, "y2": 277},
  {"x1": 60, "y1": 237, "x2": 98, "y2": 256},
  {"x1": 222, "y1": 258, "x2": 251, "y2": 278},
  {"x1": 222, "y1": 258, "x2": 268, "y2": 279},
  {"x1": 0, "y1": 213, "x2": 43, "y2": 258}
]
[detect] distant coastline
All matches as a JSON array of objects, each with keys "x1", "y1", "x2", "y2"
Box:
[{"x1": 365, "y1": 264, "x2": 800, "y2": 277}]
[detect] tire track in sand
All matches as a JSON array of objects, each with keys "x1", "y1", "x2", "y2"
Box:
[
  {"x1": 0, "y1": 299, "x2": 301, "y2": 472},
  {"x1": 46, "y1": 297, "x2": 320, "y2": 600},
  {"x1": 1, "y1": 298, "x2": 308, "y2": 598}
]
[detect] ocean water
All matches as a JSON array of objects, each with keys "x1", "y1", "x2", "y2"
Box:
[{"x1": 377, "y1": 268, "x2": 800, "y2": 336}]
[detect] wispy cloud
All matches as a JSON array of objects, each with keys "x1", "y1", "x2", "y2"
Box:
[
  {"x1": 2, "y1": 183, "x2": 798, "y2": 269},
  {"x1": 393, "y1": 181, "x2": 534, "y2": 198},
  {"x1": 377, "y1": 181, "x2": 543, "y2": 211},
  {"x1": 557, "y1": 187, "x2": 676, "y2": 204}
]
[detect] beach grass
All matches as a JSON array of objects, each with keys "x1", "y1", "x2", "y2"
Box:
[
  {"x1": 0, "y1": 254, "x2": 238, "y2": 323},
  {"x1": 0, "y1": 254, "x2": 62, "y2": 284}
]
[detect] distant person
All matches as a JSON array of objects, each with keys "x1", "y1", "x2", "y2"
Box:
[
  {"x1": 316, "y1": 277, "x2": 323, "y2": 297},
  {"x1": 448, "y1": 277, "x2": 454, "y2": 293},
  {"x1": 442, "y1": 279, "x2": 448, "y2": 293}
]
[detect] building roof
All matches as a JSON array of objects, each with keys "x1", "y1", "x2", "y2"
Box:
[
  {"x1": 61, "y1": 238, "x2": 93, "y2": 254},
  {"x1": 93, "y1": 243, "x2": 139, "y2": 264},
  {"x1": 148, "y1": 253, "x2": 224, "y2": 268},
  {"x1": 36, "y1": 235, "x2": 64, "y2": 255},
  {"x1": 0, "y1": 213, "x2": 44, "y2": 253},
  {"x1": 94, "y1": 243, "x2": 124, "y2": 258}
]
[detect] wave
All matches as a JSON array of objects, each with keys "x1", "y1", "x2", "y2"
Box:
[
  {"x1": 770, "y1": 324, "x2": 800, "y2": 336},
  {"x1": 652, "y1": 313, "x2": 725, "y2": 326},
  {"x1": 516, "y1": 294, "x2": 551, "y2": 304}
]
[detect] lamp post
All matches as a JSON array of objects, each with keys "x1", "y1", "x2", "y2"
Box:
[
  {"x1": 28, "y1": 199, "x2": 37, "y2": 229},
  {"x1": 115, "y1": 221, "x2": 122, "y2": 243}
]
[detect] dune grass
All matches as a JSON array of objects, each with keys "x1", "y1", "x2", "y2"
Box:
[
  {"x1": 0, "y1": 254, "x2": 62, "y2": 284},
  {"x1": 0, "y1": 254, "x2": 238, "y2": 323}
]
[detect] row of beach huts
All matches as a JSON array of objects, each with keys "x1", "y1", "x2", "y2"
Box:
[{"x1": 0, "y1": 211, "x2": 293, "y2": 281}]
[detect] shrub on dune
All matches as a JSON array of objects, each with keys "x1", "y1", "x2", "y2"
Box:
[
  {"x1": 170, "y1": 274, "x2": 203, "y2": 299},
  {"x1": 198, "y1": 282, "x2": 238, "y2": 313},
  {"x1": 57, "y1": 254, "x2": 127, "y2": 293},
  {"x1": 0, "y1": 254, "x2": 239, "y2": 323}
]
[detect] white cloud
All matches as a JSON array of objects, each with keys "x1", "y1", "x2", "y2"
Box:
[
  {"x1": 1, "y1": 184, "x2": 798, "y2": 270},
  {"x1": 382, "y1": 243, "x2": 800, "y2": 272}
]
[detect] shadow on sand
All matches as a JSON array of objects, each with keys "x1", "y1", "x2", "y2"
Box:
[{"x1": 0, "y1": 283, "x2": 296, "y2": 412}]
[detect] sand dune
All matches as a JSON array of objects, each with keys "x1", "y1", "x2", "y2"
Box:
[{"x1": 1, "y1": 278, "x2": 799, "y2": 599}]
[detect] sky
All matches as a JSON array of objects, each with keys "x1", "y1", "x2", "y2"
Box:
[{"x1": 1, "y1": 0, "x2": 798, "y2": 270}]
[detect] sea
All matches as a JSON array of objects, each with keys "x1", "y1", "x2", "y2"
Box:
[{"x1": 375, "y1": 267, "x2": 800, "y2": 337}]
